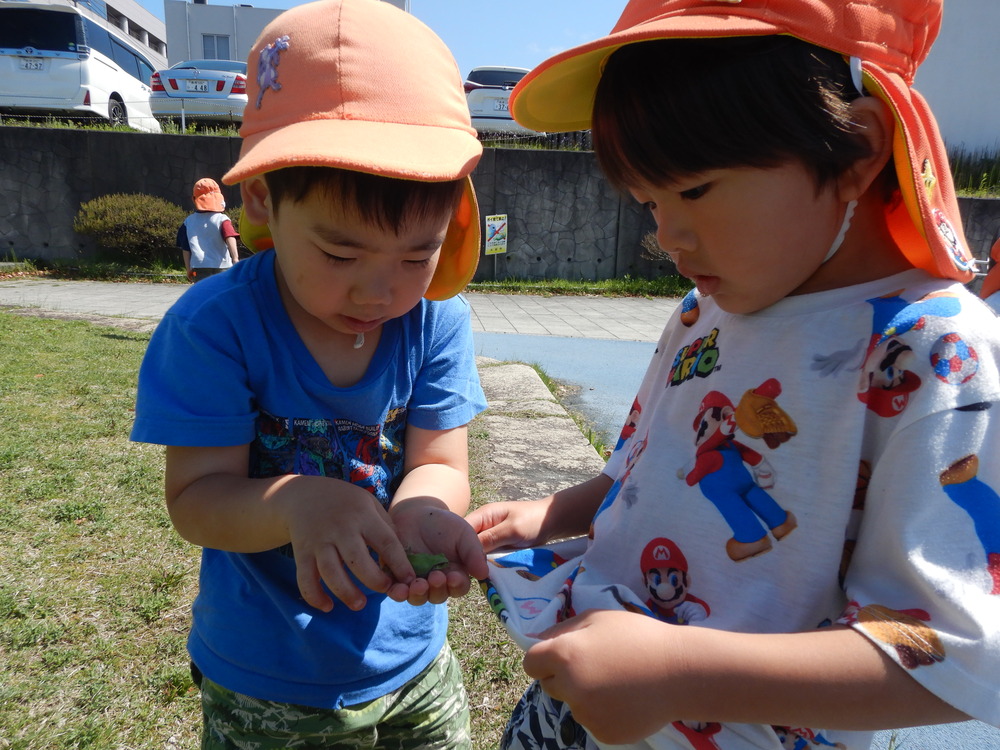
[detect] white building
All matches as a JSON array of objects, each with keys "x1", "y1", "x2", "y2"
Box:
[
  {"x1": 915, "y1": 0, "x2": 1000, "y2": 153},
  {"x1": 163, "y1": 0, "x2": 406, "y2": 66},
  {"x1": 91, "y1": 0, "x2": 168, "y2": 67}
]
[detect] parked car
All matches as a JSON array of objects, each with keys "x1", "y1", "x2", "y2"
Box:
[
  {"x1": 464, "y1": 65, "x2": 539, "y2": 137},
  {"x1": 150, "y1": 59, "x2": 247, "y2": 127},
  {"x1": 0, "y1": 0, "x2": 161, "y2": 132}
]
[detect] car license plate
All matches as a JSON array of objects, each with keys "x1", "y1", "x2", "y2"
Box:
[
  {"x1": 19, "y1": 59, "x2": 45, "y2": 71},
  {"x1": 493, "y1": 98, "x2": 508, "y2": 112},
  {"x1": 185, "y1": 80, "x2": 209, "y2": 93}
]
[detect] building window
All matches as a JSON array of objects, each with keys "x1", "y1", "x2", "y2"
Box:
[{"x1": 202, "y1": 34, "x2": 230, "y2": 60}]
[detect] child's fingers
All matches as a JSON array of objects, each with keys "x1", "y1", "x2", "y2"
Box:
[
  {"x1": 384, "y1": 580, "x2": 411, "y2": 603},
  {"x1": 404, "y1": 577, "x2": 432, "y2": 606},
  {"x1": 366, "y1": 514, "x2": 417, "y2": 586},
  {"x1": 465, "y1": 505, "x2": 514, "y2": 551},
  {"x1": 444, "y1": 569, "x2": 472, "y2": 598},
  {"x1": 332, "y1": 537, "x2": 407, "y2": 603},
  {"x1": 453, "y1": 529, "x2": 489, "y2": 580},
  {"x1": 312, "y1": 548, "x2": 369, "y2": 611},
  {"x1": 294, "y1": 554, "x2": 335, "y2": 612}
]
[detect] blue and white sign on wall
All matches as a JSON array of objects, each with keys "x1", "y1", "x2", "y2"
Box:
[{"x1": 485, "y1": 214, "x2": 508, "y2": 255}]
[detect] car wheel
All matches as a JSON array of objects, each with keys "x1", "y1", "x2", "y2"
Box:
[{"x1": 108, "y1": 96, "x2": 127, "y2": 127}]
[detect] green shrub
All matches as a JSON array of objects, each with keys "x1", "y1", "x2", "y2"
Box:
[{"x1": 74, "y1": 193, "x2": 187, "y2": 266}]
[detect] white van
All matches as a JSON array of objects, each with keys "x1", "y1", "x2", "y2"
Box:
[{"x1": 0, "y1": 0, "x2": 161, "y2": 132}]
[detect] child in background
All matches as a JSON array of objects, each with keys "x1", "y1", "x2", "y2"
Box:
[
  {"x1": 131, "y1": 0, "x2": 487, "y2": 746},
  {"x1": 469, "y1": 1, "x2": 1000, "y2": 748},
  {"x1": 177, "y1": 177, "x2": 240, "y2": 282}
]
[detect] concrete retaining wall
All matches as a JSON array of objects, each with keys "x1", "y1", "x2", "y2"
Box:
[{"x1": 1, "y1": 126, "x2": 997, "y2": 283}]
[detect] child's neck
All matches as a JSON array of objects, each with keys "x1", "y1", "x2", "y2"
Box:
[
  {"x1": 275, "y1": 271, "x2": 382, "y2": 388},
  {"x1": 793, "y1": 197, "x2": 913, "y2": 295}
]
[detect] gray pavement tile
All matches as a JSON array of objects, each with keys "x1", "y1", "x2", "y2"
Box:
[{"x1": 0, "y1": 279, "x2": 679, "y2": 342}]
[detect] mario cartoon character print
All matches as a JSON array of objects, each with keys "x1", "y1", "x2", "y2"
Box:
[
  {"x1": 681, "y1": 379, "x2": 798, "y2": 561},
  {"x1": 615, "y1": 397, "x2": 642, "y2": 451},
  {"x1": 938, "y1": 452, "x2": 1000, "y2": 595},
  {"x1": 857, "y1": 290, "x2": 960, "y2": 417},
  {"x1": 488, "y1": 546, "x2": 572, "y2": 581},
  {"x1": 672, "y1": 720, "x2": 723, "y2": 750},
  {"x1": 482, "y1": 548, "x2": 572, "y2": 628},
  {"x1": 838, "y1": 461, "x2": 871, "y2": 587},
  {"x1": 591, "y1": 432, "x2": 649, "y2": 536},
  {"x1": 480, "y1": 538, "x2": 589, "y2": 647},
  {"x1": 839, "y1": 601, "x2": 945, "y2": 670},
  {"x1": 774, "y1": 726, "x2": 845, "y2": 750},
  {"x1": 641, "y1": 537, "x2": 710, "y2": 624}
]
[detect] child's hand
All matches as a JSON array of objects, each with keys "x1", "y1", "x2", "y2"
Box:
[
  {"x1": 523, "y1": 609, "x2": 676, "y2": 745},
  {"x1": 281, "y1": 481, "x2": 415, "y2": 612},
  {"x1": 465, "y1": 500, "x2": 549, "y2": 552},
  {"x1": 388, "y1": 501, "x2": 489, "y2": 605}
]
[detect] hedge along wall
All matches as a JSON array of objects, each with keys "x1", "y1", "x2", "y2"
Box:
[{"x1": 1, "y1": 125, "x2": 998, "y2": 285}]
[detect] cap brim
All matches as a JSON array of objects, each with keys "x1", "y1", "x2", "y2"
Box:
[
  {"x1": 236, "y1": 175, "x2": 480, "y2": 301},
  {"x1": 223, "y1": 118, "x2": 482, "y2": 186},
  {"x1": 511, "y1": 14, "x2": 780, "y2": 134}
]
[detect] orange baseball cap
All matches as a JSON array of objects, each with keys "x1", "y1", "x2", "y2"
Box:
[
  {"x1": 511, "y1": 0, "x2": 976, "y2": 282},
  {"x1": 193, "y1": 177, "x2": 225, "y2": 212},
  {"x1": 223, "y1": 0, "x2": 483, "y2": 300}
]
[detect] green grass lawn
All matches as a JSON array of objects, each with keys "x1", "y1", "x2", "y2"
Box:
[{"x1": 0, "y1": 311, "x2": 527, "y2": 749}]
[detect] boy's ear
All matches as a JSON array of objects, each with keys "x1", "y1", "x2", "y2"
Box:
[
  {"x1": 837, "y1": 97, "x2": 894, "y2": 202},
  {"x1": 240, "y1": 175, "x2": 272, "y2": 224}
]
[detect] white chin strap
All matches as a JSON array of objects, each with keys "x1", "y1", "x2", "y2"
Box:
[
  {"x1": 822, "y1": 199, "x2": 857, "y2": 264},
  {"x1": 821, "y1": 56, "x2": 864, "y2": 266}
]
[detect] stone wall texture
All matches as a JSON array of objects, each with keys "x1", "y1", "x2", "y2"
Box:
[{"x1": 2, "y1": 126, "x2": 998, "y2": 286}]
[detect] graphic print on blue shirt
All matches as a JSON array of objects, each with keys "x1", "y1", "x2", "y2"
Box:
[{"x1": 250, "y1": 408, "x2": 408, "y2": 556}]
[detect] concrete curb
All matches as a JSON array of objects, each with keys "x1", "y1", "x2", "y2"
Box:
[{"x1": 474, "y1": 357, "x2": 605, "y2": 502}]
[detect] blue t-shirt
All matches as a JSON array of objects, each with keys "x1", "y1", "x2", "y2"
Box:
[{"x1": 131, "y1": 249, "x2": 487, "y2": 708}]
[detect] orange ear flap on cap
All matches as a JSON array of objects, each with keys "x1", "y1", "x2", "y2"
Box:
[
  {"x1": 863, "y1": 68, "x2": 976, "y2": 283},
  {"x1": 424, "y1": 176, "x2": 480, "y2": 301},
  {"x1": 238, "y1": 205, "x2": 274, "y2": 253}
]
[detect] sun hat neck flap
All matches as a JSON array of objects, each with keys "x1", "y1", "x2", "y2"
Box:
[
  {"x1": 193, "y1": 178, "x2": 225, "y2": 212},
  {"x1": 510, "y1": 0, "x2": 975, "y2": 282}
]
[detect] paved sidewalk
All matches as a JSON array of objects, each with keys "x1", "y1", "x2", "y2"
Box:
[
  {"x1": 0, "y1": 277, "x2": 663, "y2": 502},
  {"x1": 468, "y1": 293, "x2": 674, "y2": 341},
  {"x1": 0, "y1": 278, "x2": 677, "y2": 342}
]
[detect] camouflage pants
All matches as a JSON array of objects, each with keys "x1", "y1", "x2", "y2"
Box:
[{"x1": 198, "y1": 641, "x2": 471, "y2": 749}]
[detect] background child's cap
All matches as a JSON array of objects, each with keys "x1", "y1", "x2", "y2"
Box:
[
  {"x1": 223, "y1": 0, "x2": 484, "y2": 300},
  {"x1": 511, "y1": 0, "x2": 976, "y2": 282},
  {"x1": 193, "y1": 177, "x2": 225, "y2": 212}
]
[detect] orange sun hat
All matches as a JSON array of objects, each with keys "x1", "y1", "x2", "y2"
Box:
[
  {"x1": 192, "y1": 177, "x2": 225, "y2": 213},
  {"x1": 511, "y1": 0, "x2": 976, "y2": 283},
  {"x1": 223, "y1": 0, "x2": 483, "y2": 300}
]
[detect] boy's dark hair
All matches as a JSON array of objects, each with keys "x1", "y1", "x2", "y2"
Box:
[
  {"x1": 264, "y1": 166, "x2": 465, "y2": 233},
  {"x1": 592, "y1": 36, "x2": 885, "y2": 193}
]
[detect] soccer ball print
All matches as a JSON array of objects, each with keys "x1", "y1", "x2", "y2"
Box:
[{"x1": 930, "y1": 332, "x2": 979, "y2": 385}]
